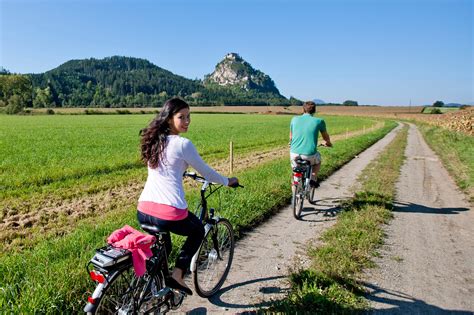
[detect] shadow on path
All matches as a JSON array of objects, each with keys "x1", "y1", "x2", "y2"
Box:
[
  {"x1": 298, "y1": 197, "x2": 347, "y2": 222},
  {"x1": 393, "y1": 201, "x2": 470, "y2": 215},
  {"x1": 184, "y1": 276, "x2": 288, "y2": 314},
  {"x1": 361, "y1": 282, "x2": 473, "y2": 315}
]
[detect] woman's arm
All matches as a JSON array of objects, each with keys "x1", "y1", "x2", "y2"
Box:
[{"x1": 182, "y1": 139, "x2": 229, "y2": 186}]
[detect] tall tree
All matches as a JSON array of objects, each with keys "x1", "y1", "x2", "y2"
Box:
[
  {"x1": 0, "y1": 74, "x2": 32, "y2": 112},
  {"x1": 33, "y1": 87, "x2": 53, "y2": 108}
]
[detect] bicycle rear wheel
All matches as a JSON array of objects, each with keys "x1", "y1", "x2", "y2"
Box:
[
  {"x1": 135, "y1": 271, "x2": 167, "y2": 314},
  {"x1": 193, "y1": 219, "x2": 235, "y2": 297},
  {"x1": 94, "y1": 266, "x2": 165, "y2": 314},
  {"x1": 292, "y1": 185, "x2": 304, "y2": 219},
  {"x1": 309, "y1": 186, "x2": 316, "y2": 203},
  {"x1": 93, "y1": 265, "x2": 135, "y2": 314}
]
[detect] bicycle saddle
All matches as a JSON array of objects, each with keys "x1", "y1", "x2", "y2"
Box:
[
  {"x1": 295, "y1": 158, "x2": 310, "y2": 165},
  {"x1": 140, "y1": 224, "x2": 169, "y2": 236},
  {"x1": 292, "y1": 166, "x2": 307, "y2": 173}
]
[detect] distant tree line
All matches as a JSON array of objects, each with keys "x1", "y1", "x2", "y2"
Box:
[
  {"x1": 316, "y1": 100, "x2": 359, "y2": 106},
  {"x1": 343, "y1": 100, "x2": 358, "y2": 106}
]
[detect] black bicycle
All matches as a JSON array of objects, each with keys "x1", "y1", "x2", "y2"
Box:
[
  {"x1": 84, "y1": 172, "x2": 241, "y2": 314},
  {"x1": 291, "y1": 157, "x2": 316, "y2": 220}
]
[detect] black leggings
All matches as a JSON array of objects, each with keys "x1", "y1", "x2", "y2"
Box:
[{"x1": 137, "y1": 211, "x2": 204, "y2": 271}]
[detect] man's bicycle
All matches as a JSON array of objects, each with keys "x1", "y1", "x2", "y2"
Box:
[
  {"x1": 83, "y1": 172, "x2": 242, "y2": 314},
  {"x1": 291, "y1": 157, "x2": 316, "y2": 220}
]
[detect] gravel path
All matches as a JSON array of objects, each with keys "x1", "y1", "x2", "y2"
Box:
[
  {"x1": 364, "y1": 123, "x2": 474, "y2": 314},
  {"x1": 173, "y1": 124, "x2": 403, "y2": 314}
]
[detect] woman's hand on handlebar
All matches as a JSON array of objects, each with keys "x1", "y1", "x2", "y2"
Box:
[{"x1": 227, "y1": 177, "x2": 240, "y2": 188}]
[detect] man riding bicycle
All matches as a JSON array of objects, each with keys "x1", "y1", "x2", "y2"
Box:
[{"x1": 289, "y1": 101, "x2": 332, "y2": 189}]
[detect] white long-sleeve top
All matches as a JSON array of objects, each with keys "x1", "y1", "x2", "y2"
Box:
[{"x1": 138, "y1": 135, "x2": 229, "y2": 210}]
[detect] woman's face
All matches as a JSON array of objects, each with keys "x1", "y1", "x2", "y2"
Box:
[{"x1": 169, "y1": 107, "x2": 191, "y2": 135}]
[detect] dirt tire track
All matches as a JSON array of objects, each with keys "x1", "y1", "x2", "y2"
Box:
[{"x1": 364, "y1": 123, "x2": 474, "y2": 314}]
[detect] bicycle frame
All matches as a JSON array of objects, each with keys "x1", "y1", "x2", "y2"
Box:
[
  {"x1": 293, "y1": 158, "x2": 313, "y2": 196},
  {"x1": 85, "y1": 171, "x2": 237, "y2": 313},
  {"x1": 183, "y1": 172, "x2": 227, "y2": 273}
]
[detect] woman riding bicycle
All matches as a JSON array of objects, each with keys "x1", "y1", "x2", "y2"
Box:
[{"x1": 137, "y1": 98, "x2": 239, "y2": 295}]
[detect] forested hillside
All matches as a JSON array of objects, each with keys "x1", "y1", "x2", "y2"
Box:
[{"x1": 19, "y1": 55, "x2": 296, "y2": 108}]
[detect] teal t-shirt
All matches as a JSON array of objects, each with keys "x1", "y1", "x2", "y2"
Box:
[{"x1": 290, "y1": 114, "x2": 327, "y2": 155}]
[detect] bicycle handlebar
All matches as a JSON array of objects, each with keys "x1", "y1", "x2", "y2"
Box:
[
  {"x1": 183, "y1": 171, "x2": 205, "y2": 182},
  {"x1": 183, "y1": 172, "x2": 244, "y2": 188}
]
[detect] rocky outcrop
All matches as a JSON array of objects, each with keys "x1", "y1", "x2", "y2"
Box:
[{"x1": 204, "y1": 53, "x2": 283, "y2": 96}]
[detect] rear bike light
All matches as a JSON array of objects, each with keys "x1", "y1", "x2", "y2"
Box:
[
  {"x1": 89, "y1": 270, "x2": 105, "y2": 283},
  {"x1": 293, "y1": 172, "x2": 303, "y2": 178}
]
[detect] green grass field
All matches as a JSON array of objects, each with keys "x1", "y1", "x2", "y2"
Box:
[
  {"x1": 0, "y1": 114, "x2": 378, "y2": 201},
  {"x1": 0, "y1": 112, "x2": 395, "y2": 313},
  {"x1": 0, "y1": 113, "x2": 383, "y2": 253}
]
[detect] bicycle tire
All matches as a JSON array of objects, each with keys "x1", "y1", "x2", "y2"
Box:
[
  {"x1": 93, "y1": 265, "x2": 135, "y2": 314},
  {"x1": 310, "y1": 186, "x2": 316, "y2": 203},
  {"x1": 293, "y1": 185, "x2": 304, "y2": 219},
  {"x1": 94, "y1": 266, "x2": 166, "y2": 314},
  {"x1": 193, "y1": 219, "x2": 235, "y2": 297}
]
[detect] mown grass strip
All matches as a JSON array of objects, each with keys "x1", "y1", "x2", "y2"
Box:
[
  {"x1": 416, "y1": 123, "x2": 473, "y2": 202},
  {"x1": 0, "y1": 121, "x2": 396, "y2": 313},
  {"x1": 270, "y1": 125, "x2": 408, "y2": 314}
]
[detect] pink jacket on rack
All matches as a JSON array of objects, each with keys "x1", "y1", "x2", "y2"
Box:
[{"x1": 107, "y1": 225, "x2": 156, "y2": 277}]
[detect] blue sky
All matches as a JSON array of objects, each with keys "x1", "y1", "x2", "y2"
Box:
[{"x1": 1, "y1": 0, "x2": 472, "y2": 105}]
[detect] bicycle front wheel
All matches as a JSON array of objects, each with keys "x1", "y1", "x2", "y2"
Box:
[{"x1": 193, "y1": 219, "x2": 235, "y2": 297}]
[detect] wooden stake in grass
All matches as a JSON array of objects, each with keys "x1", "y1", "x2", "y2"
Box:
[{"x1": 230, "y1": 141, "x2": 234, "y2": 175}]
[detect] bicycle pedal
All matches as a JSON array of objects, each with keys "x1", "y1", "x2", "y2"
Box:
[
  {"x1": 170, "y1": 289, "x2": 186, "y2": 310},
  {"x1": 165, "y1": 277, "x2": 193, "y2": 295},
  {"x1": 153, "y1": 287, "x2": 171, "y2": 299},
  {"x1": 309, "y1": 180, "x2": 320, "y2": 188}
]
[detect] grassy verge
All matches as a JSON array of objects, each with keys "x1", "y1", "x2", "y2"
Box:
[
  {"x1": 416, "y1": 123, "x2": 473, "y2": 202},
  {"x1": 271, "y1": 125, "x2": 408, "y2": 313},
  {"x1": 0, "y1": 122, "x2": 396, "y2": 313}
]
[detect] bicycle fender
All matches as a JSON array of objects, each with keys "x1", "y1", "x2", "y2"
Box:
[
  {"x1": 190, "y1": 222, "x2": 214, "y2": 272},
  {"x1": 83, "y1": 282, "x2": 105, "y2": 313},
  {"x1": 84, "y1": 302, "x2": 97, "y2": 314},
  {"x1": 83, "y1": 267, "x2": 123, "y2": 313}
]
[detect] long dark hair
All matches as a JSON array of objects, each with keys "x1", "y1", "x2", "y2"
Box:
[{"x1": 140, "y1": 98, "x2": 189, "y2": 168}]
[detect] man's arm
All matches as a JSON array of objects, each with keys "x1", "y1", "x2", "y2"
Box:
[{"x1": 321, "y1": 131, "x2": 332, "y2": 147}]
